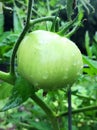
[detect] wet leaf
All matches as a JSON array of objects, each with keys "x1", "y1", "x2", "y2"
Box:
[
  {"x1": 0, "y1": 82, "x2": 13, "y2": 99},
  {"x1": 2, "y1": 76, "x2": 35, "y2": 111}
]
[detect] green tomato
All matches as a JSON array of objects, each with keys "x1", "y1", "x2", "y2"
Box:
[{"x1": 17, "y1": 30, "x2": 83, "y2": 91}]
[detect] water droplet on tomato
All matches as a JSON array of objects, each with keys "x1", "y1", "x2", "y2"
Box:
[
  {"x1": 77, "y1": 61, "x2": 80, "y2": 65},
  {"x1": 73, "y1": 62, "x2": 77, "y2": 66},
  {"x1": 72, "y1": 53, "x2": 75, "y2": 57},
  {"x1": 81, "y1": 65, "x2": 83, "y2": 69}
]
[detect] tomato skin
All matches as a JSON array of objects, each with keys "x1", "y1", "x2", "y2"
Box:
[{"x1": 17, "y1": 30, "x2": 83, "y2": 91}]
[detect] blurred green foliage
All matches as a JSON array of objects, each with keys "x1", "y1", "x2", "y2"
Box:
[{"x1": 0, "y1": 0, "x2": 97, "y2": 130}]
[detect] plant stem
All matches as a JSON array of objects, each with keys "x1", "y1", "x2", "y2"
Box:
[
  {"x1": 46, "y1": 0, "x2": 50, "y2": 15},
  {"x1": 57, "y1": 105, "x2": 97, "y2": 118},
  {"x1": 19, "y1": 122, "x2": 34, "y2": 129},
  {"x1": 72, "y1": 93, "x2": 95, "y2": 101},
  {"x1": 31, "y1": 93, "x2": 60, "y2": 130},
  {"x1": 57, "y1": 18, "x2": 76, "y2": 36},
  {"x1": 26, "y1": 0, "x2": 34, "y2": 24},
  {"x1": 0, "y1": 71, "x2": 15, "y2": 85},
  {"x1": 65, "y1": 21, "x2": 81, "y2": 38},
  {"x1": 10, "y1": 0, "x2": 33, "y2": 77},
  {"x1": 29, "y1": 16, "x2": 59, "y2": 27},
  {"x1": 66, "y1": 0, "x2": 73, "y2": 20}
]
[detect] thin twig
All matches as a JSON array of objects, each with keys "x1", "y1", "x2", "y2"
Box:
[
  {"x1": 57, "y1": 105, "x2": 97, "y2": 118},
  {"x1": 31, "y1": 93, "x2": 60, "y2": 130},
  {"x1": 29, "y1": 16, "x2": 59, "y2": 27}
]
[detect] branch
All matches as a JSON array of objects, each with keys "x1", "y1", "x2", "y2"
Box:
[
  {"x1": 65, "y1": 21, "x2": 82, "y2": 38},
  {"x1": 73, "y1": 93, "x2": 95, "y2": 101},
  {"x1": 10, "y1": 0, "x2": 33, "y2": 77},
  {"x1": 0, "y1": 71, "x2": 15, "y2": 85},
  {"x1": 57, "y1": 105, "x2": 97, "y2": 118},
  {"x1": 31, "y1": 93, "x2": 60, "y2": 130},
  {"x1": 29, "y1": 16, "x2": 59, "y2": 28}
]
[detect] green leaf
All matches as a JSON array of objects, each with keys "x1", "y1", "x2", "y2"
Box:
[
  {"x1": 2, "y1": 76, "x2": 35, "y2": 111},
  {"x1": 13, "y1": 4, "x2": 24, "y2": 33},
  {"x1": 92, "y1": 33, "x2": 97, "y2": 58},
  {"x1": 83, "y1": 55, "x2": 97, "y2": 75},
  {"x1": 58, "y1": 19, "x2": 76, "y2": 36},
  {"x1": 85, "y1": 31, "x2": 92, "y2": 57},
  {"x1": 29, "y1": 120, "x2": 52, "y2": 130},
  {"x1": 0, "y1": 2, "x2": 4, "y2": 34},
  {"x1": 0, "y1": 0, "x2": 12, "y2": 3},
  {"x1": 3, "y1": 49, "x2": 13, "y2": 58},
  {"x1": 80, "y1": 0, "x2": 94, "y2": 14},
  {"x1": 0, "y1": 11, "x2": 4, "y2": 35},
  {"x1": 66, "y1": 0, "x2": 74, "y2": 20},
  {"x1": 65, "y1": 7, "x2": 84, "y2": 38},
  {"x1": 0, "y1": 32, "x2": 18, "y2": 60},
  {"x1": 0, "y1": 82, "x2": 13, "y2": 99}
]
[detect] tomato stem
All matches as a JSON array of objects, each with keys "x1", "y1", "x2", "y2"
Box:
[
  {"x1": 10, "y1": 0, "x2": 33, "y2": 77},
  {"x1": 57, "y1": 18, "x2": 76, "y2": 36},
  {"x1": 29, "y1": 16, "x2": 59, "y2": 28},
  {"x1": 31, "y1": 93, "x2": 60, "y2": 130},
  {"x1": 65, "y1": 21, "x2": 82, "y2": 38},
  {"x1": 57, "y1": 105, "x2": 97, "y2": 118},
  {"x1": 0, "y1": 71, "x2": 15, "y2": 85}
]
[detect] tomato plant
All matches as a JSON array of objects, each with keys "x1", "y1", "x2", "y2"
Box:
[{"x1": 1, "y1": 0, "x2": 97, "y2": 130}]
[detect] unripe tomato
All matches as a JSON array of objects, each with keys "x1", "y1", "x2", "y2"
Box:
[{"x1": 17, "y1": 30, "x2": 83, "y2": 91}]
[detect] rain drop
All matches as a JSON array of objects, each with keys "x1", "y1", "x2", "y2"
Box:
[
  {"x1": 73, "y1": 62, "x2": 77, "y2": 66},
  {"x1": 72, "y1": 53, "x2": 75, "y2": 57},
  {"x1": 81, "y1": 65, "x2": 83, "y2": 69},
  {"x1": 77, "y1": 61, "x2": 80, "y2": 65}
]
